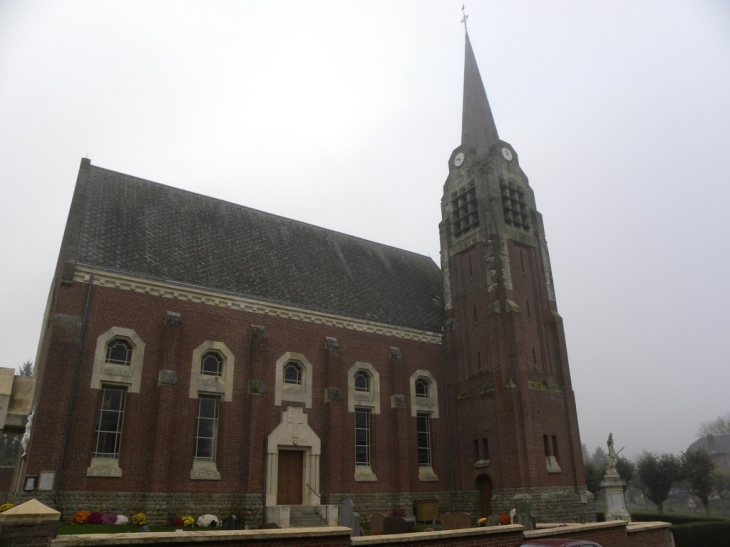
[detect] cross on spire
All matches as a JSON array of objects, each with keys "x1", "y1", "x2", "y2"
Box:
[{"x1": 461, "y1": 4, "x2": 469, "y2": 36}]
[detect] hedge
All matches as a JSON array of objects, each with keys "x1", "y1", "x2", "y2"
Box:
[{"x1": 672, "y1": 521, "x2": 730, "y2": 547}]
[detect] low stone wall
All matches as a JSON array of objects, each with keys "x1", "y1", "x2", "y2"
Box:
[
  {"x1": 528, "y1": 520, "x2": 673, "y2": 547},
  {"x1": 51, "y1": 528, "x2": 353, "y2": 547},
  {"x1": 0, "y1": 499, "x2": 61, "y2": 547},
  {"x1": 353, "y1": 525, "x2": 524, "y2": 547}
]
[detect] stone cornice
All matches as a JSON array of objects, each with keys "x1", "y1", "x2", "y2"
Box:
[{"x1": 74, "y1": 267, "x2": 442, "y2": 345}]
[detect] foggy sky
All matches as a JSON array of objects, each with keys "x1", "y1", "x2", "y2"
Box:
[{"x1": 1, "y1": 0, "x2": 729, "y2": 461}]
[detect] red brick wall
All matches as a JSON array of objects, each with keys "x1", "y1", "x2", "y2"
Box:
[
  {"x1": 24, "y1": 278, "x2": 447, "y2": 500},
  {"x1": 444, "y1": 236, "x2": 585, "y2": 495}
]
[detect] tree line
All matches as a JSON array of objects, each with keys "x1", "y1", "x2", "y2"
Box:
[{"x1": 583, "y1": 412, "x2": 730, "y2": 515}]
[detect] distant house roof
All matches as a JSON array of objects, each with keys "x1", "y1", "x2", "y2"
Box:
[
  {"x1": 688, "y1": 435, "x2": 730, "y2": 470},
  {"x1": 74, "y1": 165, "x2": 444, "y2": 333}
]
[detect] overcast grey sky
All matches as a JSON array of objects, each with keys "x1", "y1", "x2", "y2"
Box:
[{"x1": 1, "y1": 1, "x2": 729, "y2": 461}]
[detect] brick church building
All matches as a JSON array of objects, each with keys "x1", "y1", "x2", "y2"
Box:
[{"x1": 14, "y1": 34, "x2": 592, "y2": 525}]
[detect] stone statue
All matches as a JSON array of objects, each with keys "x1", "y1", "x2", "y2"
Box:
[
  {"x1": 20, "y1": 406, "x2": 36, "y2": 458},
  {"x1": 606, "y1": 433, "x2": 618, "y2": 473}
]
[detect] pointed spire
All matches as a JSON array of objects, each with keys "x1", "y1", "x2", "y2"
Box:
[{"x1": 462, "y1": 34, "x2": 499, "y2": 159}]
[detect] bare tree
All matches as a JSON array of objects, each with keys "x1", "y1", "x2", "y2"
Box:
[{"x1": 697, "y1": 411, "x2": 730, "y2": 437}]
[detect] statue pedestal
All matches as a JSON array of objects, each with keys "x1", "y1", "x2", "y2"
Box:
[{"x1": 600, "y1": 471, "x2": 630, "y2": 521}]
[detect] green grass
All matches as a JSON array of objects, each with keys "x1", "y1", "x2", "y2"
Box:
[{"x1": 57, "y1": 524, "x2": 197, "y2": 535}]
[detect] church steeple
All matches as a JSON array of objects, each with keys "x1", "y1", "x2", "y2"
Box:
[{"x1": 461, "y1": 35, "x2": 499, "y2": 159}]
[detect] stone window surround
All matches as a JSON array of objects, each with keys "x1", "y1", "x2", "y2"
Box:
[
  {"x1": 189, "y1": 341, "x2": 235, "y2": 402},
  {"x1": 347, "y1": 362, "x2": 380, "y2": 482},
  {"x1": 409, "y1": 370, "x2": 439, "y2": 419},
  {"x1": 347, "y1": 362, "x2": 381, "y2": 414},
  {"x1": 189, "y1": 341, "x2": 234, "y2": 480},
  {"x1": 275, "y1": 352, "x2": 313, "y2": 408},
  {"x1": 90, "y1": 327, "x2": 145, "y2": 393}
]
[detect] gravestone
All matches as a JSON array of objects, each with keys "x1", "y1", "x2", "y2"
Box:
[
  {"x1": 514, "y1": 501, "x2": 533, "y2": 530},
  {"x1": 338, "y1": 497, "x2": 360, "y2": 537},
  {"x1": 221, "y1": 515, "x2": 238, "y2": 530},
  {"x1": 441, "y1": 512, "x2": 471, "y2": 530},
  {"x1": 369, "y1": 514, "x2": 387, "y2": 535},
  {"x1": 486, "y1": 515, "x2": 500, "y2": 526},
  {"x1": 383, "y1": 515, "x2": 414, "y2": 534}
]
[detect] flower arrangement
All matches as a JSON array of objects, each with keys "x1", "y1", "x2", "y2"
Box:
[
  {"x1": 391, "y1": 508, "x2": 406, "y2": 517},
  {"x1": 0, "y1": 503, "x2": 14, "y2": 513},
  {"x1": 115, "y1": 515, "x2": 129, "y2": 525},
  {"x1": 197, "y1": 514, "x2": 219, "y2": 528},
  {"x1": 172, "y1": 517, "x2": 183, "y2": 526},
  {"x1": 498, "y1": 514, "x2": 511, "y2": 525},
  {"x1": 182, "y1": 515, "x2": 195, "y2": 527},
  {"x1": 70, "y1": 510, "x2": 90, "y2": 524},
  {"x1": 477, "y1": 517, "x2": 487, "y2": 527},
  {"x1": 86, "y1": 512, "x2": 103, "y2": 525},
  {"x1": 131, "y1": 512, "x2": 146, "y2": 526},
  {"x1": 101, "y1": 514, "x2": 117, "y2": 525}
]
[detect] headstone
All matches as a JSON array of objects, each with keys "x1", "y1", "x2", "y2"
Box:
[
  {"x1": 440, "y1": 512, "x2": 471, "y2": 530},
  {"x1": 338, "y1": 498, "x2": 359, "y2": 537},
  {"x1": 486, "y1": 515, "x2": 500, "y2": 526},
  {"x1": 369, "y1": 514, "x2": 387, "y2": 535},
  {"x1": 515, "y1": 500, "x2": 533, "y2": 530},
  {"x1": 383, "y1": 515, "x2": 414, "y2": 534},
  {"x1": 338, "y1": 498, "x2": 354, "y2": 527},
  {"x1": 221, "y1": 515, "x2": 238, "y2": 530}
]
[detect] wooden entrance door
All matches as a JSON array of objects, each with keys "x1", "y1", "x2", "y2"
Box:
[
  {"x1": 476, "y1": 474, "x2": 493, "y2": 517},
  {"x1": 277, "y1": 450, "x2": 303, "y2": 505}
]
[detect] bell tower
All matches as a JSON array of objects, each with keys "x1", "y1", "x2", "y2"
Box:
[{"x1": 441, "y1": 34, "x2": 590, "y2": 520}]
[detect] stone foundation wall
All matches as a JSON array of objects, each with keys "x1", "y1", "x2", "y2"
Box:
[
  {"x1": 324, "y1": 490, "x2": 480, "y2": 522},
  {"x1": 491, "y1": 486, "x2": 596, "y2": 524},
  {"x1": 13, "y1": 486, "x2": 593, "y2": 527},
  {"x1": 13, "y1": 491, "x2": 264, "y2": 527}
]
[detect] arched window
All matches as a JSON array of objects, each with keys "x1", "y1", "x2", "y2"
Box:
[
  {"x1": 415, "y1": 378, "x2": 429, "y2": 398},
  {"x1": 105, "y1": 339, "x2": 132, "y2": 366},
  {"x1": 200, "y1": 351, "x2": 223, "y2": 376},
  {"x1": 354, "y1": 370, "x2": 370, "y2": 392},
  {"x1": 284, "y1": 361, "x2": 302, "y2": 385}
]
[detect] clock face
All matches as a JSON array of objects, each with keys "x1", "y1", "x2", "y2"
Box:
[
  {"x1": 501, "y1": 147, "x2": 513, "y2": 161},
  {"x1": 454, "y1": 152, "x2": 465, "y2": 167}
]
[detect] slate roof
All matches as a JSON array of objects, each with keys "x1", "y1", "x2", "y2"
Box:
[
  {"x1": 688, "y1": 433, "x2": 730, "y2": 455},
  {"x1": 76, "y1": 165, "x2": 444, "y2": 333}
]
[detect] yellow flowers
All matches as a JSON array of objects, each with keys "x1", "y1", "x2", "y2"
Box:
[{"x1": 131, "y1": 512, "x2": 146, "y2": 526}]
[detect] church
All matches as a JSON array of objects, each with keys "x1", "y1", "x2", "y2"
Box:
[{"x1": 13, "y1": 33, "x2": 592, "y2": 526}]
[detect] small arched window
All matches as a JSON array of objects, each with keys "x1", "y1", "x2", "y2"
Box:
[
  {"x1": 284, "y1": 361, "x2": 302, "y2": 385},
  {"x1": 415, "y1": 378, "x2": 429, "y2": 398},
  {"x1": 105, "y1": 339, "x2": 132, "y2": 366},
  {"x1": 201, "y1": 351, "x2": 223, "y2": 376},
  {"x1": 354, "y1": 370, "x2": 370, "y2": 392}
]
